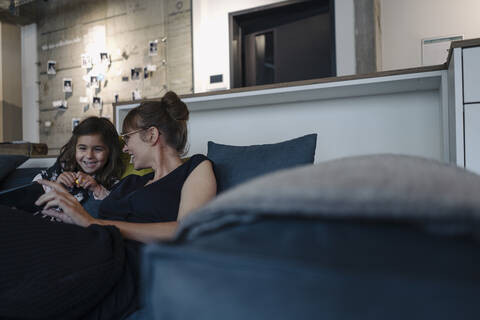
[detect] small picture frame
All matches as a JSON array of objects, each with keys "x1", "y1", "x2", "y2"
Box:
[
  {"x1": 92, "y1": 96, "x2": 102, "y2": 109},
  {"x1": 144, "y1": 67, "x2": 149, "y2": 79},
  {"x1": 149, "y1": 40, "x2": 158, "y2": 56},
  {"x1": 100, "y1": 52, "x2": 110, "y2": 65},
  {"x1": 90, "y1": 75, "x2": 99, "y2": 88},
  {"x1": 131, "y1": 68, "x2": 140, "y2": 80},
  {"x1": 63, "y1": 78, "x2": 72, "y2": 93},
  {"x1": 81, "y1": 54, "x2": 92, "y2": 69},
  {"x1": 72, "y1": 118, "x2": 80, "y2": 131},
  {"x1": 53, "y1": 100, "x2": 67, "y2": 110},
  {"x1": 132, "y1": 89, "x2": 141, "y2": 101},
  {"x1": 47, "y1": 60, "x2": 56, "y2": 75}
]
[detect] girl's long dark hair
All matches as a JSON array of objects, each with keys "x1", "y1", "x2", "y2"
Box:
[{"x1": 58, "y1": 117, "x2": 124, "y2": 189}]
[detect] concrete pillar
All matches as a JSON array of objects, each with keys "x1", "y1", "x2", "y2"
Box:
[
  {"x1": 354, "y1": 0, "x2": 381, "y2": 74},
  {"x1": 0, "y1": 22, "x2": 23, "y2": 142}
]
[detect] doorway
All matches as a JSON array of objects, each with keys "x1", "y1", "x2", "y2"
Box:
[{"x1": 230, "y1": 0, "x2": 335, "y2": 88}]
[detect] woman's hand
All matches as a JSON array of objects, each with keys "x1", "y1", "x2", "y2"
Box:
[
  {"x1": 56, "y1": 171, "x2": 76, "y2": 188},
  {"x1": 35, "y1": 180, "x2": 96, "y2": 227},
  {"x1": 75, "y1": 172, "x2": 109, "y2": 199}
]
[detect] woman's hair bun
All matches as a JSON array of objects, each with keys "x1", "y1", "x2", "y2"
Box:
[{"x1": 162, "y1": 91, "x2": 189, "y2": 121}]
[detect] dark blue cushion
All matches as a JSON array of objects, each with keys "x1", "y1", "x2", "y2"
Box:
[
  {"x1": 0, "y1": 167, "x2": 43, "y2": 190},
  {"x1": 207, "y1": 134, "x2": 317, "y2": 193},
  {"x1": 0, "y1": 155, "x2": 29, "y2": 182}
]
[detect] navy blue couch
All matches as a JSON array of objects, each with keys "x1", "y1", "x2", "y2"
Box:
[
  {"x1": 4, "y1": 144, "x2": 480, "y2": 319},
  {"x1": 137, "y1": 154, "x2": 480, "y2": 320}
]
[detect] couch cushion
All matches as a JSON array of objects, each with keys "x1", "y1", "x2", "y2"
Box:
[
  {"x1": 0, "y1": 155, "x2": 29, "y2": 182},
  {"x1": 177, "y1": 153, "x2": 480, "y2": 240},
  {"x1": 207, "y1": 134, "x2": 317, "y2": 193}
]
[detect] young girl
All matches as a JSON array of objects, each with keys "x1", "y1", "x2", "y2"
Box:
[{"x1": 34, "y1": 116, "x2": 124, "y2": 205}]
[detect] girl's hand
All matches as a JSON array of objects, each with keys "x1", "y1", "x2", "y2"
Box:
[
  {"x1": 76, "y1": 172, "x2": 110, "y2": 199},
  {"x1": 75, "y1": 172, "x2": 99, "y2": 191},
  {"x1": 56, "y1": 171, "x2": 76, "y2": 188},
  {"x1": 35, "y1": 180, "x2": 96, "y2": 227}
]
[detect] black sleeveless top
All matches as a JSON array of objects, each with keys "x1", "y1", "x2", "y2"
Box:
[{"x1": 99, "y1": 154, "x2": 209, "y2": 223}]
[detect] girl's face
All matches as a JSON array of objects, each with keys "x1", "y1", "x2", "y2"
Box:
[{"x1": 75, "y1": 134, "x2": 109, "y2": 174}]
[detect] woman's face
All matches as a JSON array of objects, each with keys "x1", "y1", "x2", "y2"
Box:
[
  {"x1": 122, "y1": 127, "x2": 149, "y2": 170},
  {"x1": 75, "y1": 134, "x2": 109, "y2": 174}
]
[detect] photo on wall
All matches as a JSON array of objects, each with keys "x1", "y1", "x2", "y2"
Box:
[
  {"x1": 47, "y1": 61, "x2": 56, "y2": 75},
  {"x1": 53, "y1": 100, "x2": 68, "y2": 110},
  {"x1": 100, "y1": 52, "x2": 110, "y2": 65},
  {"x1": 90, "y1": 75, "x2": 99, "y2": 88},
  {"x1": 81, "y1": 54, "x2": 92, "y2": 69},
  {"x1": 132, "y1": 89, "x2": 141, "y2": 101},
  {"x1": 131, "y1": 68, "x2": 140, "y2": 80},
  {"x1": 63, "y1": 78, "x2": 72, "y2": 93},
  {"x1": 149, "y1": 40, "x2": 158, "y2": 56},
  {"x1": 72, "y1": 118, "x2": 80, "y2": 131},
  {"x1": 92, "y1": 96, "x2": 102, "y2": 109}
]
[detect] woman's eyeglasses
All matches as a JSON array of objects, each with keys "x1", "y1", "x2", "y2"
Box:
[{"x1": 120, "y1": 128, "x2": 144, "y2": 144}]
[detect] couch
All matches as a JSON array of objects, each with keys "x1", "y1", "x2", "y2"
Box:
[
  {"x1": 2, "y1": 134, "x2": 480, "y2": 320},
  {"x1": 137, "y1": 153, "x2": 480, "y2": 320}
]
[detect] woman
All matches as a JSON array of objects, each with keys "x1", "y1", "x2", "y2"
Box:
[
  {"x1": 36, "y1": 91, "x2": 216, "y2": 242},
  {"x1": 0, "y1": 91, "x2": 216, "y2": 320}
]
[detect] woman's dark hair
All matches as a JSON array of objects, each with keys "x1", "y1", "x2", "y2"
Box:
[
  {"x1": 58, "y1": 116, "x2": 124, "y2": 189},
  {"x1": 122, "y1": 91, "x2": 189, "y2": 155}
]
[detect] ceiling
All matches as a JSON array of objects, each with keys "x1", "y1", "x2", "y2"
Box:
[{"x1": 0, "y1": 0, "x2": 40, "y2": 25}]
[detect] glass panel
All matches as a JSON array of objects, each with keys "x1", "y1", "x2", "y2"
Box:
[{"x1": 255, "y1": 31, "x2": 275, "y2": 85}]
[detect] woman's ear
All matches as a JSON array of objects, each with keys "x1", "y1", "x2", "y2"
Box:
[{"x1": 148, "y1": 126, "x2": 162, "y2": 145}]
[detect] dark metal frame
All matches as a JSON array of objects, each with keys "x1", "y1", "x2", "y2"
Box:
[{"x1": 228, "y1": 0, "x2": 336, "y2": 89}]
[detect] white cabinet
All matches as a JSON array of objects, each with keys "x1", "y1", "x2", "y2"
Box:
[
  {"x1": 449, "y1": 42, "x2": 480, "y2": 174},
  {"x1": 457, "y1": 44, "x2": 480, "y2": 174},
  {"x1": 463, "y1": 47, "x2": 480, "y2": 103},
  {"x1": 464, "y1": 104, "x2": 480, "y2": 174}
]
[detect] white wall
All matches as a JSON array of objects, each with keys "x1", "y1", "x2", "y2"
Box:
[
  {"x1": 116, "y1": 71, "x2": 447, "y2": 163},
  {"x1": 380, "y1": 0, "x2": 480, "y2": 71},
  {"x1": 21, "y1": 24, "x2": 39, "y2": 142},
  {"x1": 192, "y1": 0, "x2": 356, "y2": 93},
  {"x1": 188, "y1": 90, "x2": 443, "y2": 162}
]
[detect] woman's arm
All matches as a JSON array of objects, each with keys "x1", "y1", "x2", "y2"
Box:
[
  {"x1": 35, "y1": 185, "x2": 178, "y2": 242},
  {"x1": 36, "y1": 160, "x2": 217, "y2": 243},
  {"x1": 97, "y1": 160, "x2": 216, "y2": 242},
  {"x1": 95, "y1": 220, "x2": 178, "y2": 243},
  {"x1": 178, "y1": 160, "x2": 217, "y2": 220},
  {"x1": 95, "y1": 160, "x2": 216, "y2": 242}
]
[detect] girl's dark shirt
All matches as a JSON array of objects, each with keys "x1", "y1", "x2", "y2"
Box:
[{"x1": 99, "y1": 154, "x2": 209, "y2": 223}]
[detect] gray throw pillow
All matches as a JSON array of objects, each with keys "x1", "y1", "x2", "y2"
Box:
[
  {"x1": 0, "y1": 155, "x2": 29, "y2": 182},
  {"x1": 176, "y1": 154, "x2": 480, "y2": 241},
  {"x1": 207, "y1": 134, "x2": 317, "y2": 193}
]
